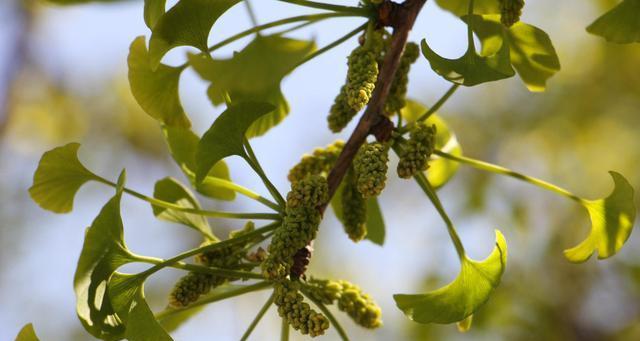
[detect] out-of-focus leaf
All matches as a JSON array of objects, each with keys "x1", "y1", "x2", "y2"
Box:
[
  {"x1": 330, "y1": 182, "x2": 386, "y2": 246},
  {"x1": 465, "y1": 15, "x2": 560, "y2": 92},
  {"x1": 195, "y1": 102, "x2": 275, "y2": 183},
  {"x1": 162, "y1": 126, "x2": 235, "y2": 200},
  {"x1": 144, "y1": 0, "x2": 166, "y2": 29},
  {"x1": 15, "y1": 323, "x2": 40, "y2": 341},
  {"x1": 128, "y1": 37, "x2": 190, "y2": 128},
  {"x1": 401, "y1": 100, "x2": 462, "y2": 189},
  {"x1": 148, "y1": 0, "x2": 240, "y2": 68},
  {"x1": 43, "y1": 0, "x2": 129, "y2": 4},
  {"x1": 73, "y1": 171, "x2": 136, "y2": 340},
  {"x1": 189, "y1": 34, "x2": 316, "y2": 138},
  {"x1": 394, "y1": 230, "x2": 507, "y2": 324},
  {"x1": 587, "y1": 0, "x2": 640, "y2": 44},
  {"x1": 435, "y1": 0, "x2": 499, "y2": 17},
  {"x1": 153, "y1": 177, "x2": 216, "y2": 239},
  {"x1": 108, "y1": 273, "x2": 173, "y2": 341},
  {"x1": 29, "y1": 143, "x2": 101, "y2": 214},
  {"x1": 421, "y1": 15, "x2": 515, "y2": 86},
  {"x1": 456, "y1": 315, "x2": 473, "y2": 332},
  {"x1": 564, "y1": 172, "x2": 636, "y2": 263}
]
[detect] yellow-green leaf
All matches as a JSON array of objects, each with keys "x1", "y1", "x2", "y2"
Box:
[
  {"x1": 29, "y1": 143, "x2": 101, "y2": 213},
  {"x1": 394, "y1": 230, "x2": 507, "y2": 324},
  {"x1": 43, "y1": 0, "x2": 128, "y2": 4},
  {"x1": 74, "y1": 171, "x2": 136, "y2": 340},
  {"x1": 148, "y1": 0, "x2": 240, "y2": 68},
  {"x1": 15, "y1": 323, "x2": 40, "y2": 341},
  {"x1": 195, "y1": 102, "x2": 275, "y2": 183},
  {"x1": 144, "y1": 0, "x2": 166, "y2": 29},
  {"x1": 587, "y1": 0, "x2": 640, "y2": 44},
  {"x1": 564, "y1": 172, "x2": 636, "y2": 263},
  {"x1": 435, "y1": 0, "x2": 499, "y2": 17},
  {"x1": 128, "y1": 36, "x2": 191, "y2": 128}
]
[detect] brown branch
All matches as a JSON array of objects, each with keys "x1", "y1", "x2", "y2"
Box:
[{"x1": 320, "y1": 0, "x2": 427, "y2": 213}]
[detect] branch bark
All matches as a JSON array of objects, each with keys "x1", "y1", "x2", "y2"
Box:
[{"x1": 321, "y1": 0, "x2": 427, "y2": 213}]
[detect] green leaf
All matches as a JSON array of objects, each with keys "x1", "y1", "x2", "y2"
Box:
[
  {"x1": 43, "y1": 0, "x2": 129, "y2": 4},
  {"x1": 564, "y1": 172, "x2": 637, "y2": 263},
  {"x1": 394, "y1": 230, "x2": 507, "y2": 324},
  {"x1": 148, "y1": 0, "x2": 241, "y2": 68},
  {"x1": 15, "y1": 323, "x2": 40, "y2": 341},
  {"x1": 108, "y1": 273, "x2": 173, "y2": 341},
  {"x1": 29, "y1": 143, "x2": 101, "y2": 214},
  {"x1": 74, "y1": 171, "x2": 136, "y2": 340},
  {"x1": 435, "y1": 0, "x2": 499, "y2": 17},
  {"x1": 365, "y1": 197, "x2": 386, "y2": 245},
  {"x1": 162, "y1": 126, "x2": 236, "y2": 200},
  {"x1": 587, "y1": 0, "x2": 640, "y2": 44},
  {"x1": 128, "y1": 36, "x2": 191, "y2": 128},
  {"x1": 195, "y1": 102, "x2": 275, "y2": 183},
  {"x1": 144, "y1": 0, "x2": 166, "y2": 29},
  {"x1": 464, "y1": 15, "x2": 561, "y2": 92},
  {"x1": 189, "y1": 34, "x2": 316, "y2": 138},
  {"x1": 401, "y1": 100, "x2": 462, "y2": 189},
  {"x1": 421, "y1": 16, "x2": 515, "y2": 86},
  {"x1": 153, "y1": 177, "x2": 216, "y2": 239}
]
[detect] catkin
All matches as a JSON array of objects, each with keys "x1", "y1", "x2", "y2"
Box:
[
  {"x1": 274, "y1": 280, "x2": 330, "y2": 337},
  {"x1": 499, "y1": 0, "x2": 525, "y2": 27},
  {"x1": 386, "y1": 42, "x2": 420, "y2": 114},
  {"x1": 397, "y1": 123, "x2": 437, "y2": 179},
  {"x1": 169, "y1": 272, "x2": 214, "y2": 308},
  {"x1": 341, "y1": 169, "x2": 367, "y2": 242},
  {"x1": 354, "y1": 142, "x2": 389, "y2": 198},
  {"x1": 288, "y1": 140, "x2": 345, "y2": 183},
  {"x1": 337, "y1": 281, "x2": 383, "y2": 329}
]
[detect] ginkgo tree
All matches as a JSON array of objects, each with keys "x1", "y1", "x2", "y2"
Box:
[{"x1": 17, "y1": 0, "x2": 639, "y2": 340}]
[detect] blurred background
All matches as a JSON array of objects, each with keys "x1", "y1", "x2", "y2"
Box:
[{"x1": 1, "y1": 0, "x2": 639, "y2": 340}]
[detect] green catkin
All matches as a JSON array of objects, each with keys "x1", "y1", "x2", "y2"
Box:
[
  {"x1": 354, "y1": 142, "x2": 389, "y2": 198},
  {"x1": 169, "y1": 272, "x2": 214, "y2": 308},
  {"x1": 288, "y1": 140, "x2": 345, "y2": 183},
  {"x1": 304, "y1": 278, "x2": 342, "y2": 305},
  {"x1": 385, "y1": 42, "x2": 420, "y2": 114},
  {"x1": 499, "y1": 0, "x2": 525, "y2": 27},
  {"x1": 274, "y1": 280, "x2": 330, "y2": 337},
  {"x1": 328, "y1": 85, "x2": 358, "y2": 133},
  {"x1": 397, "y1": 123, "x2": 437, "y2": 179},
  {"x1": 341, "y1": 169, "x2": 367, "y2": 242},
  {"x1": 262, "y1": 176, "x2": 328, "y2": 280},
  {"x1": 337, "y1": 281, "x2": 382, "y2": 329}
]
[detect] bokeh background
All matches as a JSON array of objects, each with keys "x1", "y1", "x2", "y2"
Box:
[{"x1": 1, "y1": 0, "x2": 639, "y2": 340}]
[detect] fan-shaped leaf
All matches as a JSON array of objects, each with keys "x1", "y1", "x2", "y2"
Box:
[
  {"x1": 153, "y1": 177, "x2": 216, "y2": 239},
  {"x1": 189, "y1": 34, "x2": 316, "y2": 138},
  {"x1": 15, "y1": 323, "x2": 40, "y2": 341},
  {"x1": 148, "y1": 0, "x2": 240, "y2": 68},
  {"x1": 144, "y1": 0, "x2": 166, "y2": 29},
  {"x1": 394, "y1": 230, "x2": 507, "y2": 324},
  {"x1": 587, "y1": 0, "x2": 640, "y2": 44},
  {"x1": 564, "y1": 172, "x2": 636, "y2": 263},
  {"x1": 435, "y1": 0, "x2": 499, "y2": 17},
  {"x1": 195, "y1": 102, "x2": 275, "y2": 183},
  {"x1": 163, "y1": 126, "x2": 235, "y2": 200},
  {"x1": 29, "y1": 143, "x2": 101, "y2": 213},
  {"x1": 74, "y1": 171, "x2": 136, "y2": 340},
  {"x1": 128, "y1": 36, "x2": 190, "y2": 128}
]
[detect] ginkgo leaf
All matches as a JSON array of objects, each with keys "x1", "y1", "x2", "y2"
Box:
[
  {"x1": 435, "y1": 0, "x2": 499, "y2": 17},
  {"x1": 400, "y1": 100, "x2": 462, "y2": 189},
  {"x1": 153, "y1": 177, "x2": 216, "y2": 239},
  {"x1": 195, "y1": 102, "x2": 275, "y2": 183},
  {"x1": 15, "y1": 323, "x2": 40, "y2": 341},
  {"x1": 44, "y1": 0, "x2": 127, "y2": 4},
  {"x1": 108, "y1": 273, "x2": 173, "y2": 341},
  {"x1": 128, "y1": 36, "x2": 191, "y2": 128},
  {"x1": 421, "y1": 17, "x2": 515, "y2": 86},
  {"x1": 394, "y1": 230, "x2": 507, "y2": 324},
  {"x1": 564, "y1": 172, "x2": 636, "y2": 263},
  {"x1": 587, "y1": 0, "x2": 640, "y2": 44},
  {"x1": 74, "y1": 171, "x2": 136, "y2": 340},
  {"x1": 148, "y1": 0, "x2": 240, "y2": 68},
  {"x1": 464, "y1": 15, "x2": 560, "y2": 92},
  {"x1": 331, "y1": 184, "x2": 386, "y2": 246},
  {"x1": 189, "y1": 34, "x2": 316, "y2": 138},
  {"x1": 162, "y1": 126, "x2": 235, "y2": 200},
  {"x1": 144, "y1": 0, "x2": 166, "y2": 29},
  {"x1": 29, "y1": 143, "x2": 101, "y2": 213}
]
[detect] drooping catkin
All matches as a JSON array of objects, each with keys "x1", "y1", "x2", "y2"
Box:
[
  {"x1": 397, "y1": 123, "x2": 437, "y2": 179},
  {"x1": 353, "y1": 142, "x2": 389, "y2": 198},
  {"x1": 288, "y1": 140, "x2": 345, "y2": 183},
  {"x1": 169, "y1": 272, "x2": 214, "y2": 308},
  {"x1": 385, "y1": 42, "x2": 420, "y2": 114},
  {"x1": 337, "y1": 281, "x2": 382, "y2": 329},
  {"x1": 274, "y1": 280, "x2": 330, "y2": 337},
  {"x1": 262, "y1": 176, "x2": 328, "y2": 280},
  {"x1": 340, "y1": 169, "x2": 367, "y2": 242},
  {"x1": 499, "y1": 0, "x2": 525, "y2": 27}
]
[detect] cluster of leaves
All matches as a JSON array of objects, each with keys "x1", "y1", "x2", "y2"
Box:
[{"x1": 18, "y1": 0, "x2": 639, "y2": 340}]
